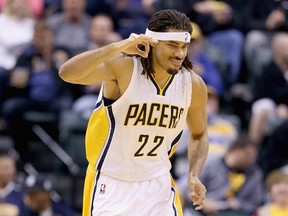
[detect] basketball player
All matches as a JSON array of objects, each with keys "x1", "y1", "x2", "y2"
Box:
[{"x1": 59, "y1": 9, "x2": 208, "y2": 216}]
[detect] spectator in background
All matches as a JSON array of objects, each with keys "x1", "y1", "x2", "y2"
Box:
[
  {"x1": 188, "y1": 21, "x2": 224, "y2": 97},
  {"x1": 45, "y1": 0, "x2": 94, "y2": 109},
  {"x1": 173, "y1": 86, "x2": 238, "y2": 179},
  {"x1": 109, "y1": 0, "x2": 157, "y2": 38},
  {"x1": 244, "y1": 0, "x2": 288, "y2": 86},
  {"x1": 178, "y1": 133, "x2": 265, "y2": 216},
  {"x1": 257, "y1": 119, "x2": 288, "y2": 178},
  {"x1": 0, "y1": 0, "x2": 44, "y2": 18},
  {"x1": 72, "y1": 13, "x2": 122, "y2": 119},
  {"x1": 188, "y1": 0, "x2": 246, "y2": 89},
  {"x1": 43, "y1": 0, "x2": 62, "y2": 16},
  {"x1": 47, "y1": 0, "x2": 91, "y2": 56},
  {"x1": 24, "y1": 174, "x2": 75, "y2": 216},
  {"x1": 249, "y1": 32, "x2": 288, "y2": 146},
  {"x1": 254, "y1": 168, "x2": 288, "y2": 216},
  {"x1": 0, "y1": 20, "x2": 73, "y2": 166},
  {"x1": 205, "y1": 86, "x2": 239, "y2": 158},
  {"x1": 85, "y1": 0, "x2": 113, "y2": 16},
  {"x1": 0, "y1": 0, "x2": 35, "y2": 71},
  {"x1": 0, "y1": 149, "x2": 27, "y2": 216},
  {"x1": 0, "y1": 0, "x2": 35, "y2": 103},
  {"x1": 156, "y1": 0, "x2": 192, "y2": 15},
  {"x1": 88, "y1": 13, "x2": 122, "y2": 50}
]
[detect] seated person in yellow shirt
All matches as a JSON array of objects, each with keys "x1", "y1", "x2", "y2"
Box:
[{"x1": 255, "y1": 168, "x2": 288, "y2": 216}]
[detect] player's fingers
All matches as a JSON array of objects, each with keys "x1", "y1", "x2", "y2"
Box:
[
  {"x1": 147, "y1": 38, "x2": 158, "y2": 46},
  {"x1": 138, "y1": 34, "x2": 158, "y2": 45},
  {"x1": 193, "y1": 197, "x2": 205, "y2": 210},
  {"x1": 190, "y1": 186, "x2": 204, "y2": 197},
  {"x1": 137, "y1": 41, "x2": 150, "y2": 58},
  {"x1": 189, "y1": 190, "x2": 196, "y2": 199},
  {"x1": 190, "y1": 193, "x2": 199, "y2": 204},
  {"x1": 129, "y1": 33, "x2": 139, "y2": 42},
  {"x1": 130, "y1": 33, "x2": 158, "y2": 46},
  {"x1": 195, "y1": 203, "x2": 205, "y2": 211},
  {"x1": 190, "y1": 191, "x2": 205, "y2": 207},
  {"x1": 193, "y1": 197, "x2": 205, "y2": 206}
]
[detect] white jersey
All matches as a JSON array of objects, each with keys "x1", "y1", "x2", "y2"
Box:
[{"x1": 85, "y1": 57, "x2": 192, "y2": 181}]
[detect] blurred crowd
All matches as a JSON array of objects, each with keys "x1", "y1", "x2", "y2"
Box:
[{"x1": 0, "y1": 0, "x2": 288, "y2": 215}]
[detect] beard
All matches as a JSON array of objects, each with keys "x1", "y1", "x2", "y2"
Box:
[{"x1": 167, "y1": 68, "x2": 179, "y2": 75}]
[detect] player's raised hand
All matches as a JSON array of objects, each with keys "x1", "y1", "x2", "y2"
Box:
[
  {"x1": 188, "y1": 175, "x2": 206, "y2": 210},
  {"x1": 120, "y1": 33, "x2": 158, "y2": 58}
]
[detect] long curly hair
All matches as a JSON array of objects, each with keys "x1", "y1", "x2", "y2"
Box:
[{"x1": 140, "y1": 9, "x2": 193, "y2": 76}]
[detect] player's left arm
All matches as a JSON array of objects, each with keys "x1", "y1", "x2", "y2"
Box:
[{"x1": 186, "y1": 71, "x2": 209, "y2": 210}]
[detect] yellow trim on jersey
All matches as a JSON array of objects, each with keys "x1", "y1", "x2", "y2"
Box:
[
  {"x1": 169, "y1": 144, "x2": 178, "y2": 158},
  {"x1": 168, "y1": 131, "x2": 183, "y2": 158},
  {"x1": 171, "y1": 176, "x2": 184, "y2": 216},
  {"x1": 82, "y1": 166, "x2": 97, "y2": 216},
  {"x1": 159, "y1": 75, "x2": 173, "y2": 95},
  {"x1": 85, "y1": 103, "x2": 110, "y2": 168},
  {"x1": 150, "y1": 74, "x2": 173, "y2": 95}
]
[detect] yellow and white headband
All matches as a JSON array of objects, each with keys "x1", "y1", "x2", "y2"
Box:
[{"x1": 145, "y1": 28, "x2": 191, "y2": 43}]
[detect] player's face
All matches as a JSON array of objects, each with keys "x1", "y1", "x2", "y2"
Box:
[{"x1": 153, "y1": 40, "x2": 189, "y2": 75}]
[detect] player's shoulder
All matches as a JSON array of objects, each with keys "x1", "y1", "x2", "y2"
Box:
[
  {"x1": 189, "y1": 70, "x2": 207, "y2": 106},
  {"x1": 190, "y1": 70, "x2": 206, "y2": 90}
]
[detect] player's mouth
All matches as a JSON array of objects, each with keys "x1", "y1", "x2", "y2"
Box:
[{"x1": 169, "y1": 58, "x2": 183, "y2": 67}]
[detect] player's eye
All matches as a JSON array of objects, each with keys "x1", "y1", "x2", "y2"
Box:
[{"x1": 168, "y1": 43, "x2": 177, "y2": 48}]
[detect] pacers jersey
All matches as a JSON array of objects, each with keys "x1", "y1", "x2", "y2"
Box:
[{"x1": 85, "y1": 57, "x2": 192, "y2": 181}]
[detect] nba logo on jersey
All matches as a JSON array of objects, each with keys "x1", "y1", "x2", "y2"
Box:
[{"x1": 100, "y1": 184, "x2": 106, "y2": 194}]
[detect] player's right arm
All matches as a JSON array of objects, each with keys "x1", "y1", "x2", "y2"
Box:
[{"x1": 59, "y1": 34, "x2": 158, "y2": 85}]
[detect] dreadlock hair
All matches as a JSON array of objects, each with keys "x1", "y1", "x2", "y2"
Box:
[{"x1": 141, "y1": 9, "x2": 193, "y2": 77}]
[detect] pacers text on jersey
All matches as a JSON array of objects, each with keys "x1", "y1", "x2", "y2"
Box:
[{"x1": 124, "y1": 103, "x2": 184, "y2": 128}]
